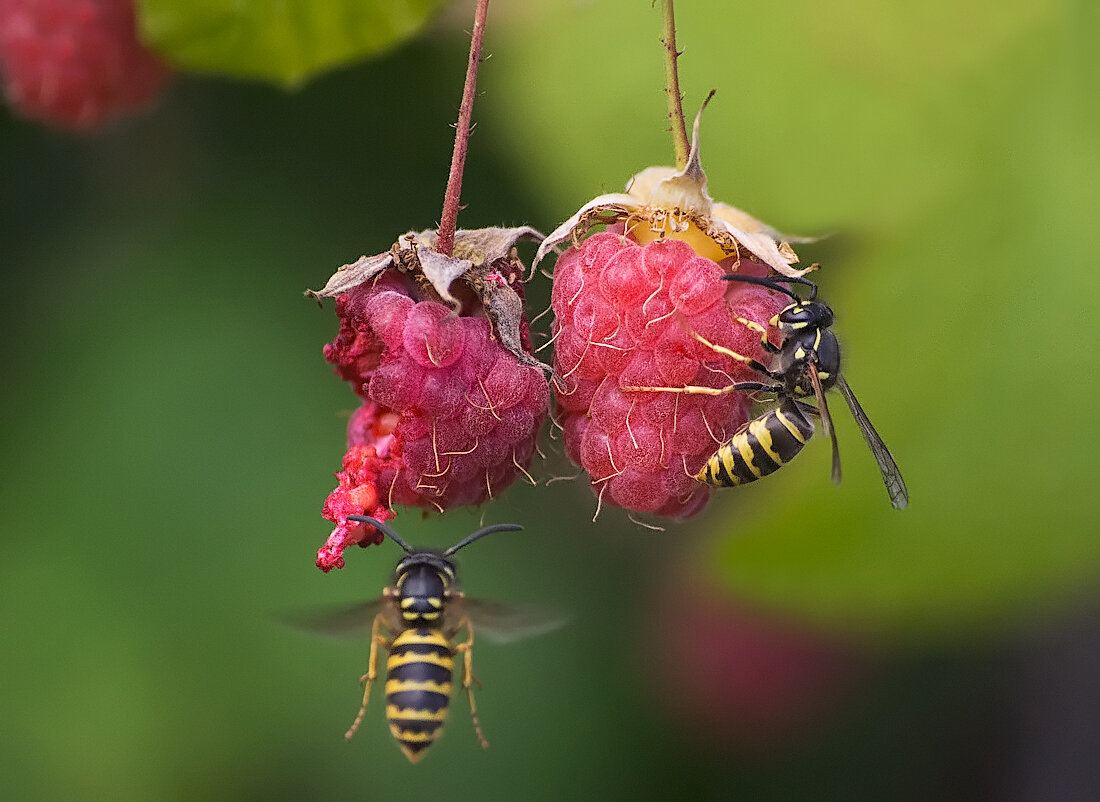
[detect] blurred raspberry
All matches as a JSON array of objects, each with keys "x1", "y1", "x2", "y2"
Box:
[
  {"x1": 313, "y1": 231, "x2": 548, "y2": 572},
  {"x1": 0, "y1": 0, "x2": 170, "y2": 130},
  {"x1": 652, "y1": 571, "x2": 865, "y2": 749},
  {"x1": 551, "y1": 232, "x2": 787, "y2": 518}
]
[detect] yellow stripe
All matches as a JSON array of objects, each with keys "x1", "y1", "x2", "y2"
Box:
[
  {"x1": 719, "y1": 446, "x2": 741, "y2": 484},
  {"x1": 387, "y1": 652, "x2": 453, "y2": 671},
  {"x1": 390, "y1": 725, "x2": 438, "y2": 742},
  {"x1": 394, "y1": 630, "x2": 450, "y2": 648},
  {"x1": 774, "y1": 410, "x2": 807, "y2": 443},
  {"x1": 749, "y1": 418, "x2": 781, "y2": 464},
  {"x1": 386, "y1": 679, "x2": 452, "y2": 695},
  {"x1": 387, "y1": 705, "x2": 449, "y2": 722},
  {"x1": 736, "y1": 435, "x2": 763, "y2": 478}
]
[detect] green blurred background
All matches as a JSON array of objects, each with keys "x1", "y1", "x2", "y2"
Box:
[{"x1": 2, "y1": 0, "x2": 1098, "y2": 798}]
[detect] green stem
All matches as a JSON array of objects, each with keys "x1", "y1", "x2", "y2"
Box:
[
  {"x1": 438, "y1": 0, "x2": 490, "y2": 257},
  {"x1": 662, "y1": 0, "x2": 689, "y2": 170}
]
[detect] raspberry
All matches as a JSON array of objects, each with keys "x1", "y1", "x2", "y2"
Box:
[
  {"x1": 311, "y1": 228, "x2": 549, "y2": 571},
  {"x1": 551, "y1": 232, "x2": 787, "y2": 518},
  {"x1": 652, "y1": 572, "x2": 864, "y2": 747},
  {"x1": 539, "y1": 109, "x2": 814, "y2": 518},
  {"x1": 0, "y1": 0, "x2": 170, "y2": 130}
]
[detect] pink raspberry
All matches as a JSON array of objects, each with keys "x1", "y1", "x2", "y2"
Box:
[
  {"x1": 551, "y1": 232, "x2": 788, "y2": 518},
  {"x1": 315, "y1": 271, "x2": 549, "y2": 572},
  {"x1": 0, "y1": 0, "x2": 171, "y2": 130}
]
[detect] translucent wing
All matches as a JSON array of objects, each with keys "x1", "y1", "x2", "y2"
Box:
[
  {"x1": 808, "y1": 363, "x2": 842, "y2": 486},
  {"x1": 283, "y1": 597, "x2": 394, "y2": 639},
  {"x1": 446, "y1": 597, "x2": 567, "y2": 643},
  {"x1": 836, "y1": 375, "x2": 909, "y2": 510}
]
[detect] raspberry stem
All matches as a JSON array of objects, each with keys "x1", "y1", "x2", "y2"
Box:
[
  {"x1": 661, "y1": 0, "x2": 689, "y2": 170},
  {"x1": 437, "y1": 0, "x2": 490, "y2": 257}
]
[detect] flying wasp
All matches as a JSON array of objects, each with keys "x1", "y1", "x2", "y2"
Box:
[
  {"x1": 626, "y1": 274, "x2": 908, "y2": 509},
  {"x1": 304, "y1": 516, "x2": 559, "y2": 763}
]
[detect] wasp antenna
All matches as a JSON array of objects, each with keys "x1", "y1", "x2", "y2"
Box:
[
  {"x1": 723, "y1": 274, "x2": 819, "y2": 301},
  {"x1": 443, "y1": 524, "x2": 523, "y2": 557},
  {"x1": 346, "y1": 515, "x2": 414, "y2": 553}
]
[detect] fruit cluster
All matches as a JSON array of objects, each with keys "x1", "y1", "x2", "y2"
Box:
[{"x1": 311, "y1": 117, "x2": 817, "y2": 563}]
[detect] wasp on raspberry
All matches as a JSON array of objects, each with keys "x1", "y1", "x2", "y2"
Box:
[
  {"x1": 298, "y1": 516, "x2": 562, "y2": 763},
  {"x1": 624, "y1": 274, "x2": 908, "y2": 510}
]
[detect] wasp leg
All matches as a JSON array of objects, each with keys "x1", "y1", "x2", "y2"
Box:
[
  {"x1": 731, "y1": 316, "x2": 781, "y2": 354},
  {"x1": 345, "y1": 613, "x2": 391, "y2": 740},
  {"x1": 691, "y1": 333, "x2": 782, "y2": 380},
  {"x1": 623, "y1": 380, "x2": 783, "y2": 396},
  {"x1": 453, "y1": 617, "x2": 489, "y2": 750}
]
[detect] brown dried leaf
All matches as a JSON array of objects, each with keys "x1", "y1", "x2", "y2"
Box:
[
  {"x1": 534, "y1": 193, "x2": 637, "y2": 269},
  {"x1": 304, "y1": 251, "x2": 395, "y2": 301},
  {"x1": 482, "y1": 279, "x2": 551, "y2": 372},
  {"x1": 417, "y1": 247, "x2": 473, "y2": 310}
]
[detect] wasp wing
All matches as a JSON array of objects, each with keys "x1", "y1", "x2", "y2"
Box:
[
  {"x1": 445, "y1": 597, "x2": 567, "y2": 643},
  {"x1": 808, "y1": 363, "x2": 842, "y2": 486},
  {"x1": 283, "y1": 597, "x2": 397, "y2": 639},
  {"x1": 836, "y1": 375, "x2": 909, "y2": 510}
]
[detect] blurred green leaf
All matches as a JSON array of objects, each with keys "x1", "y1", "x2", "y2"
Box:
[{"x1": 137, "y1": 0, "x2": 448, "y2": 86}]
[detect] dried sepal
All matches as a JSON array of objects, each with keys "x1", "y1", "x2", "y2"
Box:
[
  {"x1": 535, "y1": 195, "x2": 637, "y2": 266},
  {"x1": 481, "y1": 272, "x2": 546, "y2": 371},
  {"x1": 305, "y1": 251, "x2": 396, "y2": 303},
  {"x1": 535, "y1": 107, "x2": 814, "y2": 278},
  {"x1": 416, "y1": 247, "x2": 474, "y2": 309},
  {"x1": 422, "y1": 225, "x2": 544, "y2": 267},
  {"x1": 307, "y1": 226, "x2": 546, "y2": 369}
]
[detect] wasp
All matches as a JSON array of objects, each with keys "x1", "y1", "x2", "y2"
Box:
[
  {"x1": 626, "y1": 274, "x2": 908, "y2": 509},
  {"x1": 305, "y1": 516, "x2": 557, "y2": 763}
]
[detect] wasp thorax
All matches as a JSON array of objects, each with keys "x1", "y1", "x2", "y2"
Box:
[{"x1": 396, "y1": 561, "x2": 453, "y2": 624}]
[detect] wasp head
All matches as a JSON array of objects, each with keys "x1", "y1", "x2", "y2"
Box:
[{"x1": 772, "y1": 301, "x2": 834, "y2": 336}]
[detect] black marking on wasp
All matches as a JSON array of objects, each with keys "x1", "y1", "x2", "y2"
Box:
[
  {"x1": 302, "y1": 516, "x2": 559, "y2": 763},
  {"x1": 625, "y1": 274, "x2": 908, "y2": 510}
]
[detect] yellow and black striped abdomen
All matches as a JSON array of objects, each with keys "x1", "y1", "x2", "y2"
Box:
[
  {"x1": 386, "y1": 628, "x2": 455, "y2": 763},
  {"x1": 695, "y1": 397, "x2": 814, "y2": 487}
]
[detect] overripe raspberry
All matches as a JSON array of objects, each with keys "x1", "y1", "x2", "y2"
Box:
[
  {"x1": 0, "y1": 0, "x2": 170, "y2": 130},
  {"x1": 312, "y1": 228, "x2": 549, "y2": 571},
  {"x1": 551, "y1": 232, "x2": 787, "y2": 518}
]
